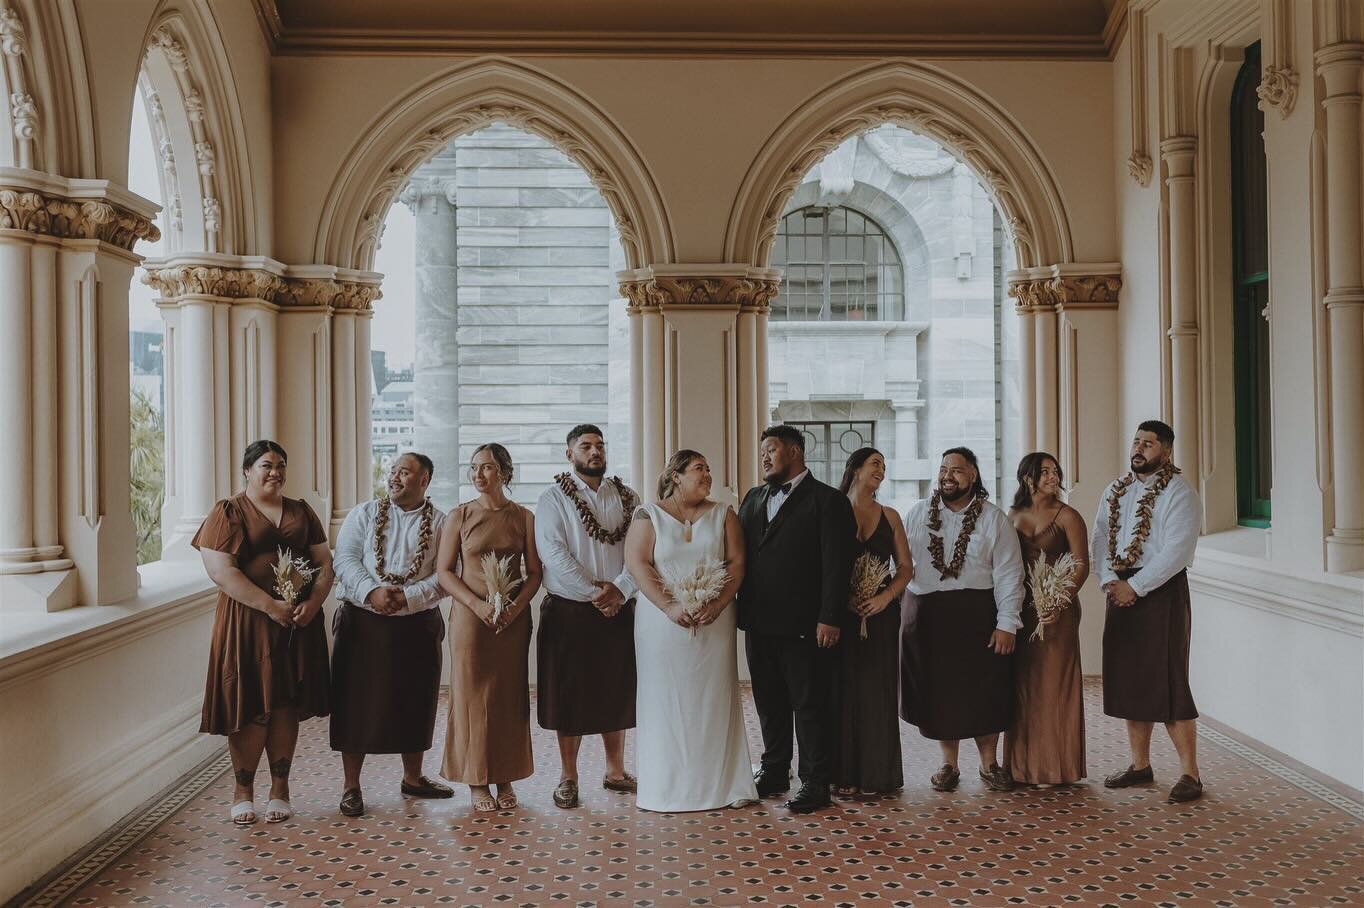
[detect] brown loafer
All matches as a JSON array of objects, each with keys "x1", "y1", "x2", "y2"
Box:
[
  {"x1": 553, "y1": 778, "x2": 580, "y2": 809},
  {"x1": 930, "y1": 764, "x2": 960, "y2": 792},
  {"x1": 401, "y1": 775, "x2": 454, "y2": 799},
  {"x1": 978, "y1": 763, "x2": 1014, "y2": 792},
  {"x1": 1103, "y1": 764, "x2": 1155, "y2": 788},
  {"x1": 1167, "y1": 774, "x2": 1204, "y2": 803},
  {"x1": 602, "y1": 772, "x2": 637, "y2": 793},
  {"x1": 339, "y1": 787, "x2": 364, "y2": 817}
]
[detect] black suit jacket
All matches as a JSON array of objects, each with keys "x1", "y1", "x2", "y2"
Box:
[{"x1": 736, "y1": 474, "x2": 857, "y2": 636}]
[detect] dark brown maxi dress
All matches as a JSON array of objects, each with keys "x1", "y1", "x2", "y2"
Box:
[
  {"x1": 1003, "y1": 510, "x2": 1086, "y2": 784},
  {"x1": 833, "y1": 511, "x2": 904, "y2": 793},
  {"x1": 441, "y1": 501, "x2": 535, "y2": 785},
  {"x1": 195, "y1": 494, "x2": 331, "y2": 735}
]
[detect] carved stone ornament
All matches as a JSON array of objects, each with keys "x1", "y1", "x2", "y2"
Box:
[
  {"x1": 141, "y1": 266, "x2": 382, "y2": 311},
  {"x1": 142, "y1": 265, "x2": 284, "y2": 301},
  {"x1": 1126, "y1": 152, "x2": 1153, "y2": 187},
  {"x1": 1256, "y1": 66, "x2": 1298, "y2": 119},
  {"x1": 1007, "y1": 272, "x2": 1122, "y2": 312},
  {"x1": 0, "y1": 186, "x2": 161, "y2": 250},
  {"x1": 10, "y1": 92, "x2": 37, "y2": 141},
  {"x1": 0, "y1": 7, "x2": 27, "y2": 58},
  {"x1": 619, "y1": 275, "x2": 781, "y2": 313},
  {"x1": 148, "y1": 27, "x2": 189, "y2": 72}
]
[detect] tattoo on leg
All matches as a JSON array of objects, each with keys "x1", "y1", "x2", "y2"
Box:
[
  {"x1": 234, "y1": 768, "x2": 256, "y2": 787},
  {"x1": 269, "y1": 757, "x2": 292, "y2": 779}
]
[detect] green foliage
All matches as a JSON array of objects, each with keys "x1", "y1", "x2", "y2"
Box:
[
  {"x1": 372, "y1": 453, "x2": 388, "y2": 500},
  {"x1": 130, "y1": 387, "x2": 165, "y2": 565}
]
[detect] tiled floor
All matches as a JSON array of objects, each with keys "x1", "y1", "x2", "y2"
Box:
[{"x1": 23, "y1": 681, "x2": 1364, "y2": 907}]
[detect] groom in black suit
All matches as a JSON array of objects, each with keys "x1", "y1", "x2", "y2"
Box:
[{"x1": 738, "y1": 425, "x2": 857, "y2": 813}]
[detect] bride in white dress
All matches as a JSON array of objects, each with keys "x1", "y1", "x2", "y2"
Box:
[{"x1": 624, "y1": 449, "x2": 759, "y2": 812}]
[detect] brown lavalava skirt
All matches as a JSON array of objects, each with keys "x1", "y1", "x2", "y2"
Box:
[
  {"x1": 1103, "y1": 569, "x2": 1198, "y2": 722},
  {"x1": 536, "y1": 594, "x2": 637, "y2": 736}
]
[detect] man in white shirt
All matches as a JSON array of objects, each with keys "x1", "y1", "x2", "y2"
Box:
[
  {"x1": 535, "y1": 425, "x2": 641, "y2": 809},
  {"x1": 901, "y1": 447, "x2": 1024, "y2": 794},
  {"x1": 330, "y1": 452, "x2": 453, "y2": 817},
  {"x1": 1090, "y1": 420, "x2": 1204, "y2": 803}
]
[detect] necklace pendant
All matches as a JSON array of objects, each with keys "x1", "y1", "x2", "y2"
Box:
[{"x1": 683, "y1": 520, "x2": 692, "y2": 543}]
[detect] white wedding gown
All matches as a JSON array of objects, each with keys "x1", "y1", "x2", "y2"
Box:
[{"x1": 634, "y1": 502, "x2": 759, "y2": 812}]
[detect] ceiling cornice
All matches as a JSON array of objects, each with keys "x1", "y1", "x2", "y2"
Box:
[
  {"x1": 265, "y1": 30, "x2": 1112, "y2": 60},
  {"x1": 1102, "y1": 0, "x2": 1130, "y2": 59},
  {"x1": 251, "y1": 0, "x2": 283, "y2": 53}
]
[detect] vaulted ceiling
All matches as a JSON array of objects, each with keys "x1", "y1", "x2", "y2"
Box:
[{"x1": 256, "y1": 0, "x2": 1124, "y2": 57}]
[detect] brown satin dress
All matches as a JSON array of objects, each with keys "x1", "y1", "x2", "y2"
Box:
[
  {"x1": 194, "y1": 494, "x2": 331, "y2": 735},
  {"x1": 441, "y1": 500, "x2": 535, "y2": 785},
  {"x1": 1003, "y1": 508, "x2": 1087, "y2": 784}
]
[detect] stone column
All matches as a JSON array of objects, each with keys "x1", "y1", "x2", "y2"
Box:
[
  {"x1": 628, "y1": 302, "x2": 646, "y2": 492},
  {"x1": 402, "y1": 170, "x2": 461, "y2": 511},
  {"x1": 353, "y1": 309, "x2": 374, "y2": 503},
  {"x1": 734, "y1": 286, "x2": 777, "y2": 495},
  {"x1": 1161, "y1": 137, "x2": 1201, "y2": 492},
  {"x1": 1007, "y1": 278, "x2": 1040, "y2": 451},
  {"x1": 330, "y1": 309, "x2": 359, "y2": 534},
  {"x1": 624, "y1": 282, "x2": 667, "y2": 499},
  {"x1": 1035, "y1": 305, "x2": 1059, "y2": 454},
  {"x1": 0, "y1": 235, "x2": 36, "y2": 575},
  {"x1": 1318, "y1": 44, "x2": 1364, "y2": 572},
  {"x1": 889, "y1": 395, "x2": 926, "y2": 502},
  {"x1": 620, "y1": 267, "x2": 780, "y2": 505}
]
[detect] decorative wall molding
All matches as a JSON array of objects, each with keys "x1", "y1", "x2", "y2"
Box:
[
  {"x1": 1256, "y1": 0, "x2": 1298, "y2": 118},
  {"x1": 619, "y1": 267, "x2": 781, "y2": 313},
  {"x1": 0, "y1": 3, "x2": 38, "y2": 169},
  {"x1": 1127, "y1": 6, "x2": 1153, "y2": 185},
  {"x1": 0, "y1": 181, "x2": 160, "y2": 251}
]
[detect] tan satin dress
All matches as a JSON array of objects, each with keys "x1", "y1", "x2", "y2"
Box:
[{"x1": 1003, "y1": 508, "x2": 1087, "y2": 784}]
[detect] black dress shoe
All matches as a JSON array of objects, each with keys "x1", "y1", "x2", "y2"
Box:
[
  {"x1": 1103, "y1": 764, "x2": 1155, "y2": 788},
  {"x1": 401, "y1": 775, "x2": 454, "y2": 798},
  {"x1": 339, "y1": 787, "x2": 364, "y2": 817},
  {"x1": 1167, "y1": 774, "x2": 1204, "y2": 803},
  {"x1": 753, "y1": 767, "x2": 791, "y2": 797},
  {"x1": 784, "y1": 783, "x2": 832, "y2": 814}
]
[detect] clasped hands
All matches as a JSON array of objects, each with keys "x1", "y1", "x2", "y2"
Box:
[
  {"x1": 365, "y1": 585, "x2": 410, "y2": 616},
  {"x1": 849, "y1": 590, "x2": 894, "y2": 620},
  {"x1": 590, "y1": 581, "x2": 627, "y2": 618},
  {"x1": 1102, "y1": 579, "x2": 1138, "y2": 608},
  {"x1": 269, "y1": 594, "x2": 325, "y2": 627}
]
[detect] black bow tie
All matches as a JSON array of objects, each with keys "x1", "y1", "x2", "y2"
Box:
[{"x1": 768, "y1": 481, "x2": 792, "y2": 496}]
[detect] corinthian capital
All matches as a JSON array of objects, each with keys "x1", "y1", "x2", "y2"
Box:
[
  {"x1": 142, "y1": 265, "x2": 284, "y2": 301},
  {"x1": 0, "y1": 184, "x2": 160, "y2": 249},
  {"x1": 1008, "y1": 263, "x2": 1122, "y2": 312},
  {"x1": 0, "y1": 7, "x2": 27, "y2": 57},
  {"x1": 398, "y1": 176, "x2": 459, "y2": 212},
  {"x1": 619, "y1": 267, "x2": 782, "y2": 313}
]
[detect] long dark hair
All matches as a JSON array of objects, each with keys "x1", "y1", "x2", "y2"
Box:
[
  {"x1": 838, "y1": 447, "x2": 883, "y2": 495},
  {"x1": 1012, "y1": 451, "x2": 1063, "y2": 511},
  {"x1": 940, "y1": 446, "x2": 988, "y2": 499}
]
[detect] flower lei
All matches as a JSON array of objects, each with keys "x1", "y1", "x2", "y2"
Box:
[
  {"x1": 1105, "y1": 461, "x2": 1181, "y2": 572},
  {"x1": 373, "y1": 496, "x2": 435, "y2": 584},
  {"x1": 555, "y1": 472, "x2": 639, "y2": 546},
  {"x1": 926, "y1": 491, "x2": 986, "y2": 580}
]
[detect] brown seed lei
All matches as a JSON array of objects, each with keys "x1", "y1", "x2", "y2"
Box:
[
  {"x1": 555, "y1": 472, "x2": 639, "y2": 546},
  {"x1": 926, "y1": 491, "x2": 986, "y2": 580},
  {"x1": 373, "y1": 496, "x2": 436, "y2": 584},
  {"x1": 1106, "y1": 461, "x2": 1180, "y2": 572}
]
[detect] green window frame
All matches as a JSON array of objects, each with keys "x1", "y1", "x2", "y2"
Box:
[{"x1": 1231, "y1": 42, "x2": 1272, "y2": 526}]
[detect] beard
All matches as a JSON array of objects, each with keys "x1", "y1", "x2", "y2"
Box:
[
  {"x1": 939, "y1": 483, "x2": 970, "y2": 503},
  {"x1": 574, "y1": 458, "x2": 606, "y2": 478},
  {"x1": 1130, "y1": 453, "x2": 1163, "y2": 475}
]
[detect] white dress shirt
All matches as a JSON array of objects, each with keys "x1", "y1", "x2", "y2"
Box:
[
  {"x1": 765, "y1": 469, "x2": 811, "y2": 522},
  {"x1": 904, "y1": 496, "x2": 1025, "y2": 633},
  {"x1": 535, "y1": 473, "x2": 639, "y2": 602},
  {"x1": 1090, "y1": 470, "x2": 1201, "y2": 597},
  {"x1": 333, "y1": 498, "x2": 448, "y2": 615}
]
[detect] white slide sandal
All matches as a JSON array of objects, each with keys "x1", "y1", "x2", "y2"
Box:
[
  {"x1": 264, "y1": 798, "x2": 293, "y2": 823},
  {"x1": 231, "y1": 800, "x2": 257, "y2": 825}
]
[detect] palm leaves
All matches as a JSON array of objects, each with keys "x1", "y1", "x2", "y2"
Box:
[{"x1": 129, "y1": 387, "x2": 165, "y2": 565}]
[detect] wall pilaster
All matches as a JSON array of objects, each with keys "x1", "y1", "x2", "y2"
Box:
[
  {"x1": 1317, "y1": 43, "x2": 1364, "y2": 572},
  {"x1": 620, "y1": 267, "x2": 780, "y2": 503}
]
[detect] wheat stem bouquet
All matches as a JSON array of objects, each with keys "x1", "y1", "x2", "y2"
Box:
[
  {"x1": 659, "y1": 557, "x2": 730, "y2": 637},
  {"x1": 1025, "y1": 551, "x2": 1079, "y2": 642},
  {"x1": 848, "y1": 552, "x2": 893, "y2": 639},
  {"x1": 480, "y1": 552, "x2": 524, "y2": 632}
]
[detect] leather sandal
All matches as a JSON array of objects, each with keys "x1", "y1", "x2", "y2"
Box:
[
  {"x1": 930, "y1": 764, "x2": 961, "y2": 792},
  {"x1": 602, "y1": 772, "x2": 637, "y2": 793},
  {"x1": 1103, "y1": 764, "x2": 1155, "y2": 788},
  {"x1": 230, "y1": 800, "x2": 257, "y2": 826},
  {"x1": 553, "y1": 778, "x2": 580, "y2": 809},
  {"x1": 494, "y1": 786, "x2": 518, "y2": 810},
  {"x1": 471, "y1": 787, "x2": 498, "y2": 813},
  {"x1": 339, "y1": 788, "x2": 364, "y2": 817}
]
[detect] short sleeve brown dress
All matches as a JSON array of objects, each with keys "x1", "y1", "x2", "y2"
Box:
[
  {"x1": 441, "y1": 500, "x2": 535, "y2": 786},
  {"x1": 194, "y1": 494, "x2": 331, "y2": 735}
]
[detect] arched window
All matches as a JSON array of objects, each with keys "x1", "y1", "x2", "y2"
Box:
[
  {"x1": 770, "y1": 206, "x2": 904, "y2": 321},
  {"x1": 1231, "y1": 42, "x2": 1271, "y2": 526}
]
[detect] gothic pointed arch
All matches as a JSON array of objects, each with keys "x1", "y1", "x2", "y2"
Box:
[
  {"x1": 313, "y1": 57, "x2": 674, "y2": 272},
  {"x1": 135, "y1": 0, "x2": 258, "y2": 253},
  {"x1": 725, "y1": 61, "x2": 1074, "y2": 271}
]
